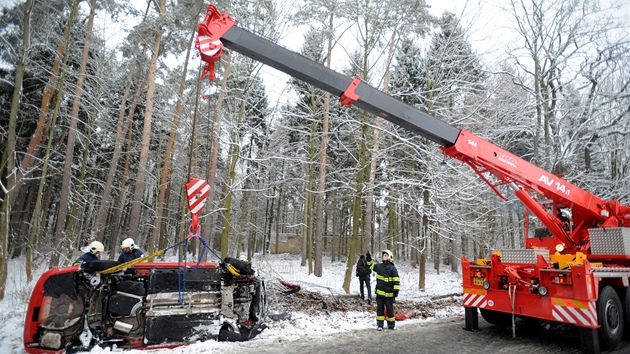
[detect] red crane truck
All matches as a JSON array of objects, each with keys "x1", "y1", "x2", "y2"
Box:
[{"x1": 197, "y1": 4, "x2": 630, "y2": 354}]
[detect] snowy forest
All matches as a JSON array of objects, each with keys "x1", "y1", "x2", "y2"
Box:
[{"x1": 0, "y1": 0, "x2": 628, "y2": 300}]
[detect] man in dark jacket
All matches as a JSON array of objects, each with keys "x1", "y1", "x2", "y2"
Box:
[
  {"x1": 366, "y1": 249, "x2": 400, "y2": 330},
  {"x1": 356, "y1": 254, "x2": 372, "y2": 303},
  {"x1": 73, "y1": 241, "x2": 105, "y2": 266},
  {"x1": 117, "y1": 238, "x2": 144, "y2": 263}
]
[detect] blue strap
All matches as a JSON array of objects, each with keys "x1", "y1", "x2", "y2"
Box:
[
  {"x1": 177, "y1": 239, "x2": 188, "y2": 304},
  {"x1": 169, "y1": 236, "x2": 225, "y2": 305},
  {"x1": 193, "y1": 244, "x2": 207, "y2": 272},
  {"x1": 198, "y1": 237, "x2": 224, "y2": 263}
]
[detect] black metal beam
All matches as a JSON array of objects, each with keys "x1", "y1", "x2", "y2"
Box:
[{"x1": 221, "y1": 26, "x2": 461, "y2": 147}]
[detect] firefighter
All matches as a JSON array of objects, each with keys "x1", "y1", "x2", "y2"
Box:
[
  {"x1": 366, "y1": 249, "x2": 400, "y2": 330},
  {"x1": 117, "y1": 238, "x2": 144, "y2": 263},
  {"x1": 73, "y1": 241, "x2": 105, "y2": 266}
]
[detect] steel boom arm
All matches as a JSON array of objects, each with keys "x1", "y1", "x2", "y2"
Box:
[{"x1": 196, "y1": 4, "x2": 459, "y2": 147}]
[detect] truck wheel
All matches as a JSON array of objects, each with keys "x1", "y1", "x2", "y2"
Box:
[
  {"x1": 597, "y1": 285, "x2": 624, "y2": 349},
  {"x1": 624, "y1": 287, "x2": 630, "y2": 326},
  {"x1": 479, "y1": 308, "x2": 512, "y2": 327}
]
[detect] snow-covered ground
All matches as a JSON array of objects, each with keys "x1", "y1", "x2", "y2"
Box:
[{"x1": 2, "y1": 253, "x2": 463, "y2": 353}]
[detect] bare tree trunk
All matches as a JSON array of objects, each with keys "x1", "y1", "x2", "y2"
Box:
[
  {"x1": 419, "y1": 189, "x2": 429, "y2": 289},
  {"x1": 93, "y1": 41, "x2": 141, "y2": 242},
  {"x1": 330, "y1": 192, "x2": 338, "y2": 262},
  {"x1": 50, "y1": 0, "x2": 97, "y2": 267},
  {"x1": 110, "y1": 117, "x2": 135, "y2": 251},
  {"x1": 263, "y1": 171, "x2": 275, "y2": 256},
  {"x1": 155, "y1": 22, "x2": 198, "y2": 253},
  {"x1": 343, "y1": 110, "x2": 368, "y2": 293},
  {"x1": 314, "y1": 90, "x2": 329, "y2": 275},
  {"x1": 128, "y1": 0, "x2": 167, "y2": 237},
  {"x1": 303, "y1": 116, "x2": 316, "y2": 271},
  {"x1": 237, "y1": 141, "x2": 255, "y2": 258},
  {"x1": 28, "y1": 59, "x2": 73, "y2": 277},
  {"x1": 66, "y1": 89, "x2": 99, "y2": 262},
  {"x1": 401, "y1": 204, "x2": 406, "y2": 261},
  {"x1": 388, "y1": 198, "x2": 395, "y2": 251},
  {"x1": 12, "y1": 0, "x2": 80, "y2": 200},
  {"x1": 314, "y1": 8, "x2": 336, "y2": 278},
  {"x1": 207, "y1": 54, "x2": 232, "y2": 252},
  {"x1": 364, "y1": 26, "x2": 397, "y2": 257},
  {"x1": 0, "y1": 0, "x2": 34, "y2": 298},
  {"x1": 274, "y1": 167, "x2": 283, "y2": 255},
  {"x1": 220, "y1": 92, "x2": 246, "y2": 258}
]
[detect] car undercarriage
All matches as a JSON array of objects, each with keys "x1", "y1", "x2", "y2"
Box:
[{"x1": 24, "y1": 259, "x2": 267, "y2": 353}]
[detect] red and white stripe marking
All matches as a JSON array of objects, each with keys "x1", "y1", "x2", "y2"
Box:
[
  {"x1": 463, "y1": 288, "x2": 488, "y2": 308},
  {"x1": 197, "y1": 35, "x2": 222, "y2": 57},
  {"x1": 551, "y1": 298, "x2": 597, "y2": 327},
  {"x1": 186, "y1": 179, "x2": 210, "y2": 214}
]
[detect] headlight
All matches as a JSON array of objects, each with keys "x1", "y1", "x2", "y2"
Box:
[
  {"x1": 483, "y1": 281, "x2": 490, "y2": 290},
  {"x1": 555, "y1": 244, "x2": 565, "y2": 253},
  {"x1": 538, "y1": 286, "x2": 548, "y2": 296}
]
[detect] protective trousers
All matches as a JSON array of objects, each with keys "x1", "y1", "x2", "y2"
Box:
[
  {"x1": 359, "y1": 275, "x2": 371, "y2": 300},
  {"x1": 376, "y1": 296, "x2": 395, "y2": 329}
]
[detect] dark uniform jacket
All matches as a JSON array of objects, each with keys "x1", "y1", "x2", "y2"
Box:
[
  {"x1": 356, "y1": 258, "x2": 371, "y2": 278},
  {"x1": 367, "y1": 260, "x2": 400, "y2": 298},
  {"x1": 118, "y1": 249, "x2": 144, "y2": 263},
  {"x1": 73, "y1": 252, "x2": 98, "y2": 266}
]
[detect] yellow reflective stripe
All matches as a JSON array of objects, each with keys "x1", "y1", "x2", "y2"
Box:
[
  {"x1": 375, "y1": 289, "x2": 395, "y2": 297},
  {"x1": 376, "y1": 275, "x2": 399, "y2": 283},
  {"x1": 393, "y1": 285, "x2": 400, "y2": 290},
  {"x1": 376, "y1": 315, "x2": 385, "y2": 320},
  {"x1": 464, "y1": 287, "x2": 486, "y2": 296},
  {"x1": 551, "y1": 297, "x2": 588, "y2": 309},
  {"x1": 386, "y1": 317, "x2": 395, "y2": 322}
]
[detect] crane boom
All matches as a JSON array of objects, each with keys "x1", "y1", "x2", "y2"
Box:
[{"x1": 196, "y1": 4, "x2": 459, "y2": 147}]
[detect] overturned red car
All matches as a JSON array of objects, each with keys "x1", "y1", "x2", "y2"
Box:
[{"x1": 24, "y1": 258, "x2": 267, "y2": 353}]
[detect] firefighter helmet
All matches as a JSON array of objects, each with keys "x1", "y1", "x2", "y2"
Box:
[
  {"x1": 88, "y1": 241, "x2": 105, "y2": 254},
  {"x1": 121, "y1": 238, "x2": 135, "y2": 250},
  {"x1": 382, "y1": 249, "x2": 394, "y2": 262}
]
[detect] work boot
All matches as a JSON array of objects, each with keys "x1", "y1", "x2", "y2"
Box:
[{"x1": 377, "y1": 327, "x2": 383, "y2": 331}]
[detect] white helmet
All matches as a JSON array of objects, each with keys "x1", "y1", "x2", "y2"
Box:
[
  {"x1": 88, "y1": 241, "x2": 105, "y2": 254},
  {"x1": 382, "y1": 249, "x2": 394, "y2": 262},
  {"x1": 121, "y1": 238, "x2": 135, "y2": 250}
]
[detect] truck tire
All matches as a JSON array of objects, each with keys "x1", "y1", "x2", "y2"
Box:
[
  {"x1": 625, "y1": 287, "x2": 630, "y2": 326},
  {"x1": 597, "y1": 285, "x2": 624, "y2": 349},
  {"x1": 479, "y1": 308, "x2": 512, "y2": 327}
]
